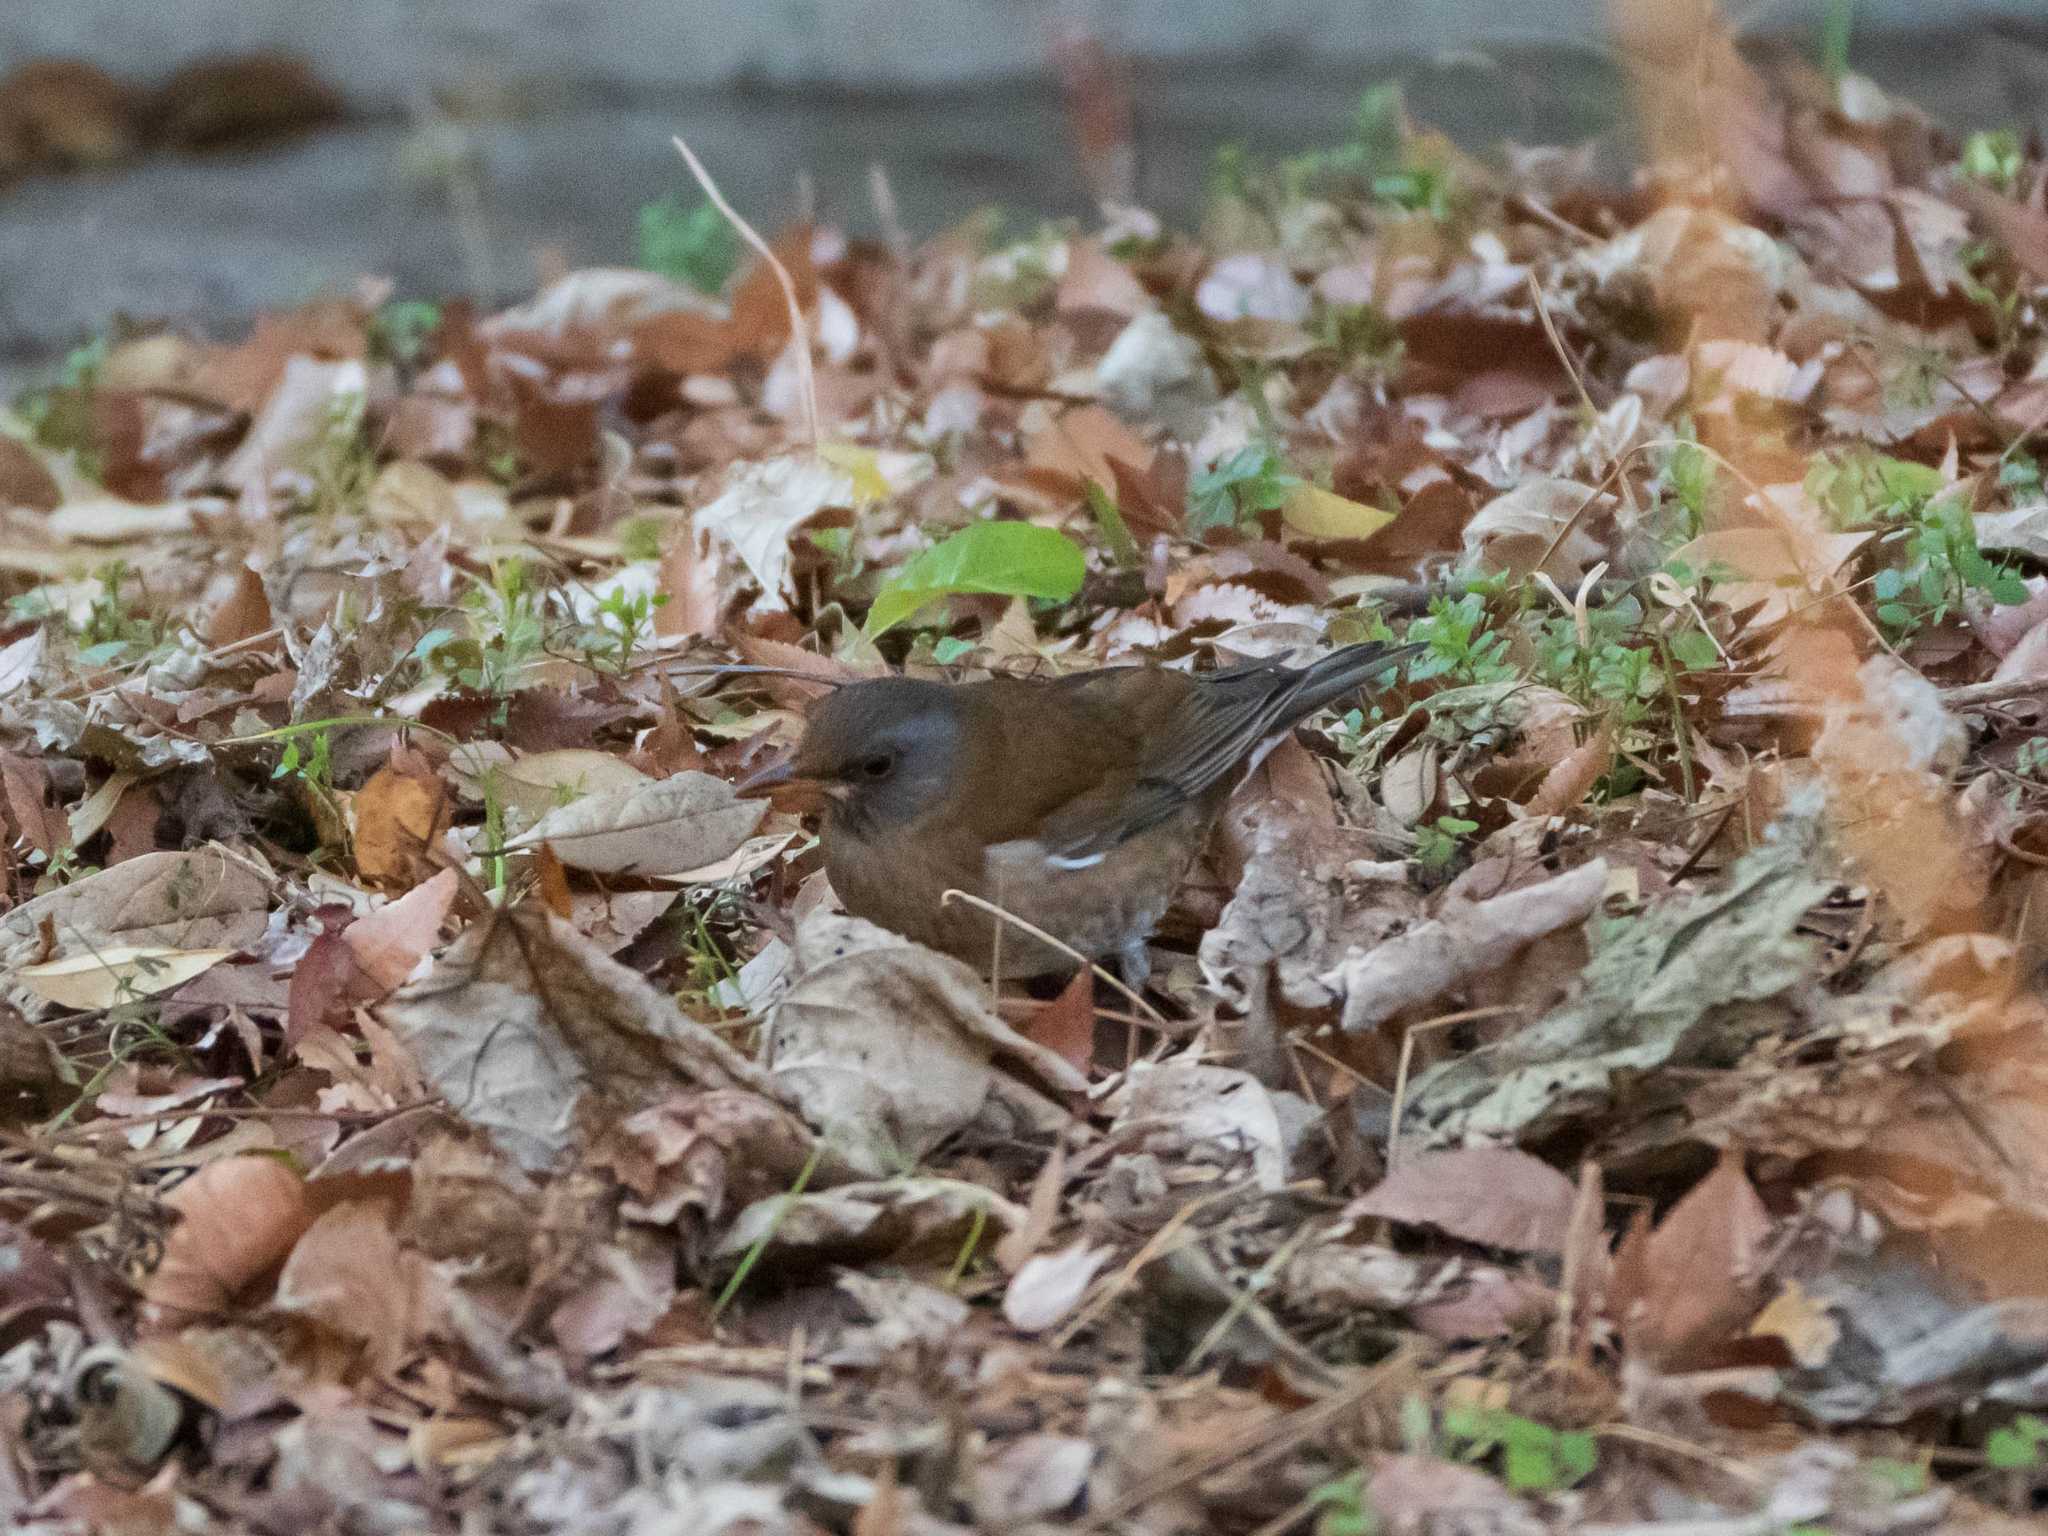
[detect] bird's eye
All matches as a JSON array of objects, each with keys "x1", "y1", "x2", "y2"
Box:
[{"x1": 855, "y1": 751, "x2": 896, "y2": 781}]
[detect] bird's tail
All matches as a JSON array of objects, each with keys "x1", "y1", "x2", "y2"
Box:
[{"x1": 1281, "y1": 639, "x2": 1425, "y2": 722}]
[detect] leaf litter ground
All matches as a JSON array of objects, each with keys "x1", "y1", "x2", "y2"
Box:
[{"x1": 6, "y1": 15, "x2": 2048, "y2": 1533}]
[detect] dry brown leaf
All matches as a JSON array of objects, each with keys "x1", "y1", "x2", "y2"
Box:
[
  {"x1": 1612, "y1": 1150, "x2": 1770, "y2": 1366},
  {"x1": 145, "y1": 1156, "x2": 311, "y2": 1319},
  {"x1": 1461, "y1": 478, "x2": 1611, "y2": 583},
  {"x1": 341, "y1": 869, "x2": 458, "y2": 992},
  {"x1": 1344, "y1": 1148, "x2": 1579, "y2": 1255},
  {"x1": 272, "y1": 1199, "x2": 423, "y2": 1376},
  {"x1": 351, "y1": 761, "x2": 452, "y2": 889},
  {"x1": 1522, "y1": 722, "x2": 1613, "y2": 819},
  {"x1": 0, "y1": 434, "x2": 61, "y2": 512},
  {"x1": 379, "y1": 905, "x2": 774, "y2": 1172},
  {"x1": 1323, "y1": 860, "x2": 1608, "y2": 1034},
  {"x1": 766, "y1": 912, "x2": 1077, "y2": 1178}
]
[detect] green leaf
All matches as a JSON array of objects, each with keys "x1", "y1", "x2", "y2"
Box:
[
  {"x1": 1986, "y1": 1413, "x2": 2048, "y2": 1470},
  {"x1": 1875, "y1": 603, "x2": 1913, "y2": 629},
  {"x1": 865, "y1": 523, "x2": 1087, "y2": 637},
  {"x1": 638, "y1": 194, "x2": 740, "y2": 295},
  {"x1": 1871, "y1": 568, "x2": 1906, "y2": 601},
  {"x1": 1670, "y1": 629, "x2": 1720, "y2": 671}
]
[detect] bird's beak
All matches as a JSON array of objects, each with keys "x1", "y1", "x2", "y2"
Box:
[{"x1": 737, "y1": 754, "x2": 798, "y2": 795}]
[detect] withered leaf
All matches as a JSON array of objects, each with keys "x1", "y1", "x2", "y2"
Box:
[{"x1": 379, "y1": 904, "x2": 777, "y2": 1171}]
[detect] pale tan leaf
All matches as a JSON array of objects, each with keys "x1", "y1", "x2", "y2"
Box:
[
  {"x1": 18, "y1": 945, "x2": 235, "y2": 1012},
  {"x1": 504, "y1": 770, "x2": 765, "y2": 876}
]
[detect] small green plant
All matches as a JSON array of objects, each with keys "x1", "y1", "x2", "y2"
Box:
[
  {"x1": 68, "y1": 562, "x2": 168, "y2": 666},
  {"x1": 1660, "y1": 436, "x2": 1718, "y2": 536},
  {"x1": 1314, "y1": 301, "x2": 1403, "y2": 373},
  {"x1": 638, "y1": 193, "x2": 741, "y2": 295},
  {"x1": 271, "y1": 727, "x2": 334, "y2": 794},
  {"x1": 2017, "y1": 738, "x2": 2048, "y2": 781},
  {"x1": 1818, "y1": 0, "x2": 1854, "y2": 86},
  {"x1": 1810, "y1": 451, "x2": 2027, "y2": 638},
  {"x1": 1404, "y1": 590, "x2": 1515, "y2": 687},
  {"x1": 417, "y1": 560, "x2": 552, "y2": 711},
  {"x1": 1998, "y1": 451, "x2": 2043, "y2": 500},
  {"x1": 1986, "y1": 1411, "x2": 2048, "y2": 1471},
  {"x1": 585, "y1": 585, "x2": 668, "y2": 675},
  {"x1": 1414, "y1": 815, "x2": 1478, "y2": 871},
  {"x1": 1306, "y1": 1470, "x2": 1378, "y2": 1536},
  {"x1": 1960, "y1": 129, "x2": 2023, "y2": 195},
  {"x1": 369, "y1": 299, "x2": 443, "y2": 369},
  {"x1": 15, "y1": 335, "x2": 108, "y2": 474},
  {"x1": 1439, "y1": 1405, "x2": 1596, "y2": 1493},
  {"x1": 1188, "y1": 442, "x2": 1301, "y2": 534},
  {"x1": 301, "y1": 392, "x2": 373, "y2": 518}
]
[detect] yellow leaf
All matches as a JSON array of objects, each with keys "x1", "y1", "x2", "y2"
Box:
[
  {"x1": 18, "y1": 945, "x2": 234, "y2": 1011},
  {"x1": 818, "y1": 442, "x2": 890, "y2": 504},
  {"x1": 1281, "y1": 483, "x2": 1396, "y2": 541}
]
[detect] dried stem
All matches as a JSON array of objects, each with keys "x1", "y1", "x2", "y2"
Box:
[{"x1": 672, "y1": 136, "x2": 821, "y2": 453}]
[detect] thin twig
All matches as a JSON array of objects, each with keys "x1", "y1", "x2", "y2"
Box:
[
  {"x1": 1385, "y1": 1005, "x2": 1521, "y2": 1170},
  {"x1": 672, "y1": 136, "x2": 821, "y2": 453},
  {"x1": 1527, "y1": 273, "x2": 1638, "y2": 517},
  {"x1": 939, "y1": 888, "x2": 1172, "y2": 1035}
]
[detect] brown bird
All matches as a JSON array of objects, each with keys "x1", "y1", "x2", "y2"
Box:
[{"x1": 742, "y1": 642, "x2": 1417, "y2": 981}]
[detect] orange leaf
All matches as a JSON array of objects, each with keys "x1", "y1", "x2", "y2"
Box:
[
  {"x1": 145, "y1": 1157, "x2": 311, "y2": 1319},
  {"x1": 353, "y1": 763, "x2": 452, "y2": 889}
]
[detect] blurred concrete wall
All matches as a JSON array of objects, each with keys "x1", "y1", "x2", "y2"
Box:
[{"x1": 2, "y1": 0, "x2": 2038, "y2": 100}]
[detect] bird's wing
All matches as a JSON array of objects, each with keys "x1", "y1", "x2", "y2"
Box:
[{"x1": 1025, "y1": 643, "x2": 1419, "y2": 866}]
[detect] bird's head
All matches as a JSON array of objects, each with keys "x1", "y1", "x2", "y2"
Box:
[{"x1": 739, "y1": 677, "x2": 965, "y2": 831}]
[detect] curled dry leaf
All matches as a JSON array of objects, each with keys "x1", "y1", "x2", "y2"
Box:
[
  {"x1": 1412, "y1": 812, "x2": 1831, "y2": 1146},
  {"x1": 1610, "y1": 1151, "x2": 1770, "y2": 1367},
  {"x1": 712, "y1": 1177, "x2": 1025, "y2": 1272},
  {"x1": 272, "y1": 1199, "x2": 425, "y2": 1377},
  {"x1": 379, "y1": 906, "x2": 775, "y2": 1172},
  {"x1": 1323, "y1": 859, "x2": 1609, "y2": 1034},
  {"x1": 351, "y1": 761, "x2": 452, "y2": 888},
  {"x1": 16, "y1": 944, "x2": 235, "y2": 1013},
  {"x1": 504, "y1": 769, "x2": 765, "y2": 877},
  {"x1": 145, "y1": 1156, "x2": 312, "y2": 1319},
  {"x1": 766, "y1": 912, "x2": 1082, "y2": 1178}
]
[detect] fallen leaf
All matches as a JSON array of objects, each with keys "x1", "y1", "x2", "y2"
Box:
[
  {"x1": 1002, "y1": 1242, "x2": 1112, "y2": 1334},
  {"x1": 1345, "y1": 1148, "x2": 1580, "y2": 1255},
  {"x1": 1462, "y1": 477, "x2": 1612, "y2": 583},
  {"x1": 1281, "y1": 483, "x2": 1396, "y2": 542},
  {"x1": 273, "y1": 1199, "x2": 423, "y2": 1376},
  {"x1": 17, "y1": 945, "x2": 235, "y2": 1012},
  {"x1": 379, "y1": 905, "x2": 773, "y2": 1172},
  {"x1": 352, "y1": 761, "x2": 452, "y2": 888},
  {"x1": 1324, "y1": 860, "x2": 1609, "y2": 1034},
  {"x1": 1613, "y1": 1151, "x2": 1770, "y2": 1366},
  {"x1": 503, "y1": 770, "x2": 764, "y2": 876},
  {"x1": 145, "y1": 1156, "x2": 311, "y2": 1318}
]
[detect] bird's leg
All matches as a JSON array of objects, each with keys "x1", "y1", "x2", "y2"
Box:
[{"x1": 1117, "y1": 938, "x2": 1152, "y2": 991}]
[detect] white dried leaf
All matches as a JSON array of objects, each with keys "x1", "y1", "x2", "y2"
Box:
[{"x1": 1002, "y1": 1242, "x2": 1112, "y2": 1334}]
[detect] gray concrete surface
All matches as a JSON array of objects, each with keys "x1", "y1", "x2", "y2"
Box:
[
  {"x1": 2, "y1": 23, "x2": 2046, "y2": 391},
  {"x1": 3, "y1": 1, "x2": 2041, "y2": 97}
]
